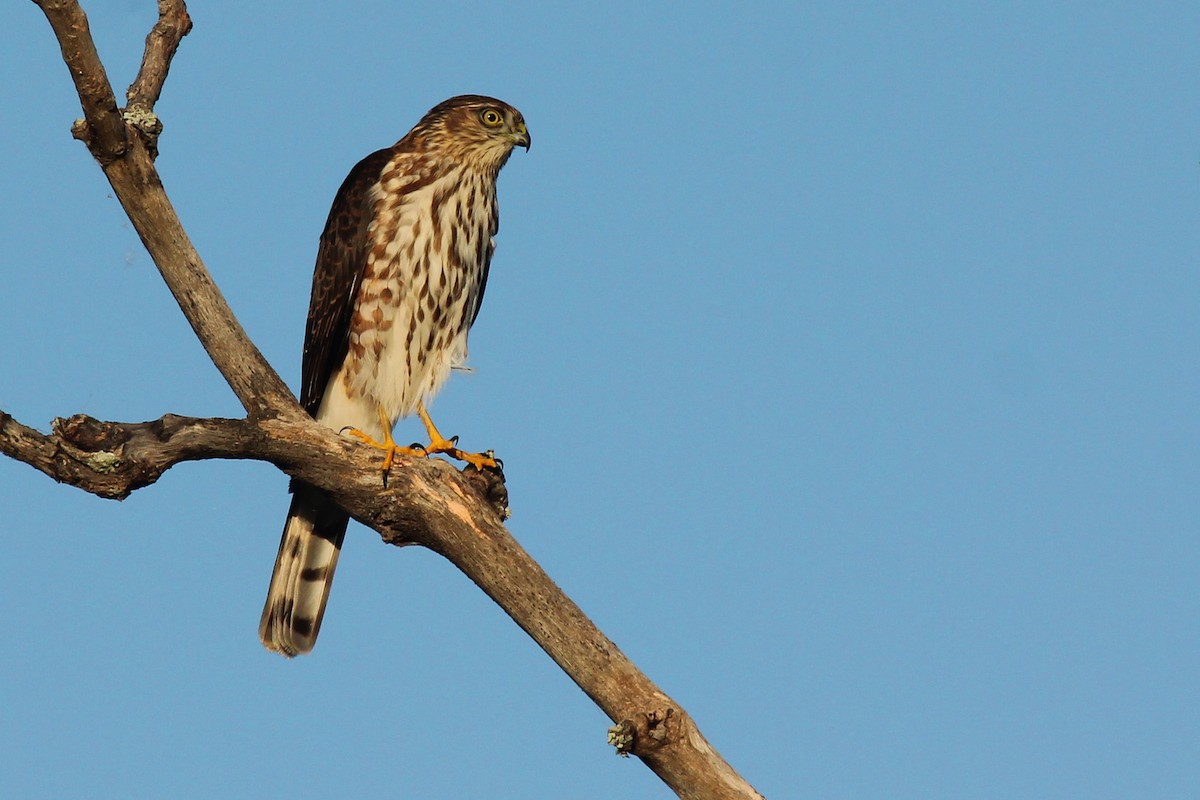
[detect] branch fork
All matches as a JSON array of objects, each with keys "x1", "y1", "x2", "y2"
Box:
[{"x1": 18, "y1": 2, "x2": 763, "y2": 798}]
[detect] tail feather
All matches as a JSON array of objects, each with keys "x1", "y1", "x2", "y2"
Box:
[{"x1": 259, "y1": 483, "x2": 349, "y2": 656}]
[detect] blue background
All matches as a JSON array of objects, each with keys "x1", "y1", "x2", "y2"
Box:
[{"x1": 2, "y1": 2, "x2": 1197, "y2": 797}]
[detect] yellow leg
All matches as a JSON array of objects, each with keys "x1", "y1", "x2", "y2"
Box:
[
  {"x1": 415, "y1": 403, "x2": 499, "y2": 470},
  {"x1": 343, "y1": 405, "x2": 425, "y2": 484}
]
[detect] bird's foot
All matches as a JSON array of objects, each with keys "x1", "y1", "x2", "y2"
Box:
[
  {"x1": 342, "y1": 427, "x2": 424, "y2": 485},
  {"x1": 418, "y1": 431, "x2": 500, "y2": 471},
  {"x1": 414, "y1": 403, "x2": 501, "y2": 472}
]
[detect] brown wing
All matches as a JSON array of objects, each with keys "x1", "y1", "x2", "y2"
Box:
[
  {"x1": 299, "y1": 148, "x2": 393, "y2": 417},
  {"x1": 469, "y1": 205, "x2": 500, "y2": 329}
]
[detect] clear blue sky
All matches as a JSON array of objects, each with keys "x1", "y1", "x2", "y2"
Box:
[{"x1": 2, "y1": 2, "x2": 1197, "y2": 797}]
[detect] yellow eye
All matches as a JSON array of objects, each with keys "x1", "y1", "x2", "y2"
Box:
[{"x1": 480, "y1": 108, "x2": 504, "y2": 127}]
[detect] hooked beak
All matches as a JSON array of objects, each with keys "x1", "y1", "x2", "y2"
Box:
[{"x1": 513, "y1": 122, "x2": 531, "y2": 151}]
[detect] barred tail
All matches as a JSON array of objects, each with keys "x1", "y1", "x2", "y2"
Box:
[{"x1": 259, "y1": 483, "x2": 349, "y2": 656}]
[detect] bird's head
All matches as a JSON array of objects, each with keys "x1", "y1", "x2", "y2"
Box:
[{"x1": 412, "y1": 95, "x2": 530, "y2": 173}]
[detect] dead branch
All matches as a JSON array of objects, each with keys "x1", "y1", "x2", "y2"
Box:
[
  {"x1": 127, "y1": 0, "x2": 192, "y2": 113},
  {"x1": 123, "y1": 0, "x2": 192, "y2": 157},
  {"x1": 18, "y1": 2, "x2": 764, "y2": 798},
  {"x1": 34, "y1": 0, "x2": 296, "y2": 420}
]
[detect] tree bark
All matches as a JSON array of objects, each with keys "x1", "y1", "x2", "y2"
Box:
[{"x1": 15, "y1": 3, "x2": 765, "y2": 798}]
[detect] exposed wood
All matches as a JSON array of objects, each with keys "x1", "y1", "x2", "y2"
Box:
[
  {"x1": 33, "y1": 0, "x2": 297, "y2": 420},
  {"x1": 17, "y1": 3, "x2": 765, "y2": 798}
]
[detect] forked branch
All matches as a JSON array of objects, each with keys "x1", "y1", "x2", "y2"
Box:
[
  {"x1": 34, "y1": 0, "x2": 295, "y2": 419},
  {"x1": 18, "y1": 2, "x2": 764, "y2": 798}
]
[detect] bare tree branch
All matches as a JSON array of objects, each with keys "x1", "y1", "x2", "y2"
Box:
[
  {"x1": 36, "y1": 0, "x2": 127, "y2": 162},
  {"x1": 127, "y1": 0, "x2": 192, "y2": 113},
  {"x1": 1, "y1": 404, "x2": 759, "y2": 798},
  {"x1": 33, "y1": 0, "x2": 296, "y2": 420},
  {"x1": 123, "y1": 0, "x2": 193, "y2": 157},
  {"x1": 18, "y1": 2, "x2": 765, "y2": 798}
]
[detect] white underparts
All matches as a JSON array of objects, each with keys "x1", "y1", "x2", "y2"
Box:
[{"x1": 318, "y1": 165, "x2": 496, "y2": 438}]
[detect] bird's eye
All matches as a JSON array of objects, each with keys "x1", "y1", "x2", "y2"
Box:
[{"x1": 480, "y1": 109, "x2": 504, "y2": 128}]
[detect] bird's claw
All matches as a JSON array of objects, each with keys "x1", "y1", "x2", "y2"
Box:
[{"x1": 460, "y1": 448, "x2": 501, "y2": 472}]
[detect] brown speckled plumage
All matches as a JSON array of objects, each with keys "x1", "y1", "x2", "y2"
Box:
[{"x1": 260, "y1": 95, "x2": 528, "y2": 656}]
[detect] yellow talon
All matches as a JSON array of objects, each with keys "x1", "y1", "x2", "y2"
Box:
[
  {"x1": 415, "y1": 404, "x2": 500, "y2": 470},
  {"x1": 345, "y1": 403, "x2": 499, "y2": 480},
  {"x1": 342, "y1": 406, "x2": 425, "y2": 485}
]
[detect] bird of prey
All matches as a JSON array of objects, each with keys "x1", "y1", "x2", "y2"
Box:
[{"x1": 259, "y1": 95, "x2": 529, "y2": 656}]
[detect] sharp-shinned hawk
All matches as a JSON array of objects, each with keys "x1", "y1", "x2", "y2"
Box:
[{"x1": 259, "y1": 95, "x2": 529, "y2": 656}]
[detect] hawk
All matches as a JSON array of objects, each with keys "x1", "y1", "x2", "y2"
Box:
[{"x1": 259, "y1": 95, "x2": 529, "y2": 656}]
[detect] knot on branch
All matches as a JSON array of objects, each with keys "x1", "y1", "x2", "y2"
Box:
[
  {"x1": 48, "y1": 414, "x2": 166, "y2": 499},
  {"x1": 123, "y1": 105, "x2": 164, "y2": 158},
  {"x1": 71, "y1": 116, "x2": 129, "y2": 165},
  {"x1": 608, "y1": 707, "x2": 675, "y2": 758},
  {"x1": 55, "y1": 414, "x2": 132, "y2": 450},
  {"x1": 461, "y1": 462, "x2": 511, "y2": 520}
]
